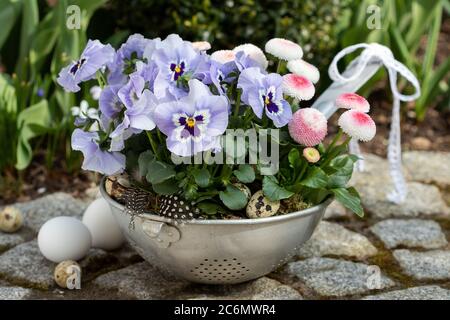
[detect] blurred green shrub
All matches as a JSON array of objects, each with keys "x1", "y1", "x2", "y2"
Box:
[
  {"x1": 105, "y1": 0, "x2": 449, "y2": 119},
  {"x1": 106, "y1": 0, "x2": 350, "y2": 72},
  {"x1": 0, "y1": 0, "x2": 106, "y2": 176}
]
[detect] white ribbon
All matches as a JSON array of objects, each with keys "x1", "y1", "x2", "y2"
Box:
[{"x1": 328, "y1": 43, "x2": 421, "y2": 204}]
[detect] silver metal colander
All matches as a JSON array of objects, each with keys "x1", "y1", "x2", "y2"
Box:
[
  {"x1": 101, "y1": 179, "x2": 330, "y2": 285},
  {"x1": 97, "y1": 49, "x2": 382, "y2": 285}
]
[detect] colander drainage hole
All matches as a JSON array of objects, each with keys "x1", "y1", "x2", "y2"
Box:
[{"x1": 189, "y1": 258, "x2": 250, "y2": 282}]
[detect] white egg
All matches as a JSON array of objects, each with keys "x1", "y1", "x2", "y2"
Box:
[
  {"x1": 38, "y1": 217, "x2": 92, "y2": 263},
  {"x1": 82, "y1": 198, "x2": 124, "y2": 250}
]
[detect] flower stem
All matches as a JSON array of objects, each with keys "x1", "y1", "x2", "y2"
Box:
[
  {"x1": 233, "y1": 89, "x2": 242, "y2": 117},
  {"x1": 156, "y1": 129, "x2": 170, "y2": 160},
  {"x1": 295, "y1": 160, "x2": 307, "y2": 183},
  {"x1": 276, "y1": 60, "x2": 285, "y2": 74},
  {"x1": 146, "y1": 131, "x2": 159, "y2": 156},
  {"x1": 326, "y1": 128, "x2": 343, "y2": 153},
  {"x1": 96, "y1": 71, "x2": 107, "y2": 89}
]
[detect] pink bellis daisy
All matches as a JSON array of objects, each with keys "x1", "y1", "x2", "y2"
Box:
[
  {"x1": 288, "y1": 108, "x2": 327, "y2": 146},
  {"x1": 287, "y1": 59, "x2": 320, "y2": 84},
  {"x1": 282, "y1": 74, "x2": 315, "y2": 101},
  {"x1": 192, "y1": 41, "x2": 211, "y2": 52},
  {"x1": 211, "y1": 50, "x2": 236, "y2": 64},
  {"x1": 265, "y1": 38, "x2": 303, "y2": 61},
  {"x1": 338, "y1": 110, "x2": 376, "y2": 142},
  {"x1": 335, "y1": 93, "x2": 370, "y2": 113},
  {"x1": 303, "y1": 147, "x2": 320, "y2": 163}
]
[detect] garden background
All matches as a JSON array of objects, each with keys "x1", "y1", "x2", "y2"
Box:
[{"x1": 0, "y1": 0, "x2": 449, "y2": 204}]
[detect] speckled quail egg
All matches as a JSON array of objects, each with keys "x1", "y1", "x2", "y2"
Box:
[
  {"x1": 246, "y1": 191, "x2": 280, "y2": 218},
  {"x1": 54, "y1": 260, "x2": 81, "y2": 289},
  {"x1": 0, "y1": 206, "x2": 23, "y2": 233},
  {"x1": 232, "y1": 183, "x2": 252, "y2": 201}
]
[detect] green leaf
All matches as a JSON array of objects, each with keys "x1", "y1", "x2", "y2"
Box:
[
  {"x1": 389, "y1": 25, "x2": 415, "y2": 71},
  {"x1": 263, "y1": 176, "x2": 294, "y2": 201},
  {"x1": 233, "y1": 164, "x2": 255, "y2": 183},
  {"x1": 416, "y1": 56, "x2": 450, "y2": 120},
  {"x1": 327, "y1": 155, "x2": 356, "y2": 188},
  {"x1": 0, "y1": 0, "x2": 23, "y2": 50},
  {"x1": 145, "y1": 161, "x2": 176, "y2": 185},
  {"x1": 152, "y1": 179, "x2": 178, "y2": 195},
  {"x1": 197, "y1": 202, "x2": 223, "y2": 215},
  {"x1": 192, "y1": 168, "x2": 211, "y2": 188},
  {"x1": 137, "y1": 150, "x2": 155, "y2": 177},
  {"x1": 332, "y1": 187, "x2": 364, "y2": 217},
  {"x1": 288, "y1": 148, "x2": 304, "y2": 180},
  {"x1": 16, "y1": 100, "x2": 50, "y2": 170},
  {"x1": 219, "y1": 185, "x2": 248, "y2": 210},
  {"x1": 300, "y1": 167, "x2": 328, "y2": 189},
  {"x1": 406, "y1": 0, "x2": 440, "y2": 48},
  {"x1": 16, "y1": 0, "x2": 38, "y2": 76},
  {"x1": 422, "y1": 2, "x2": 442, "y2": 76},
  {"x1": 0, "y1": 74, "x2": 18, "y2": 169}
]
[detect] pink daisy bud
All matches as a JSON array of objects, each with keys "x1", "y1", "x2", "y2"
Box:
[
  {"x1": 192, "y1": 41, "x2": 211, "y2": 52},
  {"x1": 265, "y1": 38, "x2": 303, "y2": 61},
  {"x1": 211, "y1": 50, "x2": 236, "y2": 64},
  {"x1": 288, "y1": 108, "x2": 328, "y2": 147},
  {"x1": 335, "y1": 93, "x2": 370, "y2": 113},
  {"x1": 287, "y1": 59, "x2": 320, "y2": 84},
  {"x1": 233, "y1": 43, "x2": 268, "y2": 69},
  {"x1": 338, "y1": 110, "x2": 376, "y2": 142},
  {"x1": 282, "y1": 74, "x2": 315, "y2": 101},
  {"x1": 303, "y1": 147, "x2": 320, "y2": 163}
]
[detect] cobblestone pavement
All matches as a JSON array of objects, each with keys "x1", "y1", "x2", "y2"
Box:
[{"x1": 0, "y1": 152, "x2": 449, "y2": 300}]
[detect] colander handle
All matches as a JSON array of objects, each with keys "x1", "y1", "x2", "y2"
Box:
[{"x1": 142, "y1": 220, "x2": 181, "y2": 248}]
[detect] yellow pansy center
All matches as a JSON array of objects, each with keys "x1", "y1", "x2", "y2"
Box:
[{"x1": 186, "y1": 117, "x2": 195, "y2": 128}]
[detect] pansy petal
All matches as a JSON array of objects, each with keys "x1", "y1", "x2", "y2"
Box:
[{"x1": 266, "y1": 99, "x2": 292, "y2": 128}]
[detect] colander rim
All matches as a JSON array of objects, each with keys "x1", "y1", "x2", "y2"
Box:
[{"x1": 100, "y1": 176, "x2": 333, "y2": 225}]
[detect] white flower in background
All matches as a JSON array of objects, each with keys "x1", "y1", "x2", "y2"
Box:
[
  {"x1": 338, "y1": 110, "x2": 376, "y2": 142},
  {"x1": 211, "y1": 50, "x2": 236, "y2": 64},
  {"x1": 335, "y1": 93, "x2": 370, "y2": 113},
  {"x1": 233, "y1": 43, "x2": 268, "y2": 69},
  {"x1": 282, "y1": 74, "x2": 315, "y2": 101},
  {"x1": 287, "y1": 59, "x2": 320, "y2": 84},
  {"x1": 90, "y1": 86, "x2": 102, "y2": 100},
  {"x1": 265, "y1": 38, "x2": 303, "y2": 61},
  {"x1": 71, "y1": 100, "x2": 99, "y2": 121},
  {"x1": 192, "y1": 41, "x2": 211, "y2": 52}
]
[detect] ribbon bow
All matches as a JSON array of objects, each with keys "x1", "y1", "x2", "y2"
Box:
[{"x1": 328, "y1": 43, "x2": 421, "y2": 204}]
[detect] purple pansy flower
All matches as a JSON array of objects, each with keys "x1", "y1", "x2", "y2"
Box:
[
  {"x1": 152, "y1": 34, "x2": 210, "y2": 99},
  {"x1": 99, "y1": 85, "x2": 123, "y2": 120},
  {"x1": 108, "y1": 34, "x2": 158, "y2": 85},
  {"x1": 134, "y1": 61, "x2": 159, "y2": 92},
  {"x1": 154, "y1": 79, "x2": 229, "y2": 157},
  {"x1": 237, "y1": 67, "x2": 292, "y2": 128},
  {"x1": 118, "y1": 73, "x2": 147, "y2": 109},
  {"x1": 57, "y1": 40, "x2": 115, "y2": 92},
  {"x1": 108, "y1": 74, "x2": 158, "y2": 150},
  {"x1": 206, "y1": 51, "x2": 262, "y2": 96},
  {"x1": 99, "y1": 84, "x2": 123, "y2": 130},
  {"x1": 207, "y1": 60, "x2": 236, "y2": 95},
  {"x1": 234, "y1": 51, "x2": 263, "y2": 72},
  {"x1": 71, "y1": 129, "x2": 125, "y2": 175}
]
